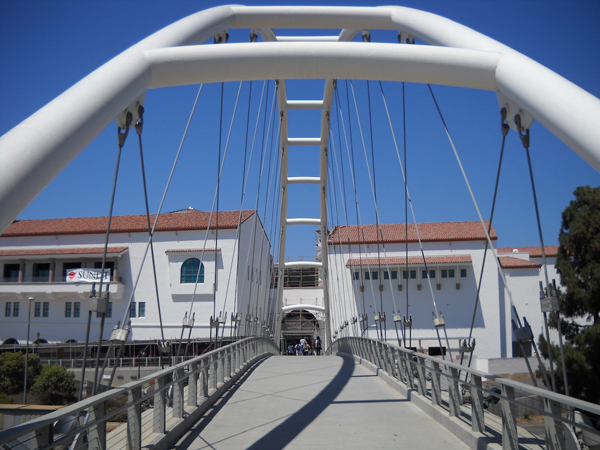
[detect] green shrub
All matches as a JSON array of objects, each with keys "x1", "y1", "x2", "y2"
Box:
[
  {"x1": 31, "y1": 365, "x2": 75, "y2": 405},
  {"x1": 0, "y1": 352, "x2": 42, "y2": 394}
]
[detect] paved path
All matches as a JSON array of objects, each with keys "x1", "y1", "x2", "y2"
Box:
[{"x1": 175, "y1": 355, "x2": 470, "y2": 449}]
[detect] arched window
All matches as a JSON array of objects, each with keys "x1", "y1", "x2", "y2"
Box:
[{"x1": 181, "y1": 258, "x2": 204, "y2": 284}]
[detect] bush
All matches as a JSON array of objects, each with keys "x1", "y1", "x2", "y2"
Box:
[
  {"x1": 31, "y1": 365, "x2": 75, "y2": 405},
  {"x1": 0, "y1": 352, "x2": 42, "y2": 394},
  {"x1": 0, "y1": 393, "x2": 13, "y2": 404}
]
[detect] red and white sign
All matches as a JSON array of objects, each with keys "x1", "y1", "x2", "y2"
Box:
[{"x1": 66, "y1": 268, "x2": 110, "y2": 283}]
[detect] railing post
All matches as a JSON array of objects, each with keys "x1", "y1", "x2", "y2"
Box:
[
  {"x1": 225, "y1": 348, "x2": 231, "y2": 380},
  {"x1": 188, "y1": 361, "x2": 199, "y2": 408},
  {"x1": 153, "y1": 374, "x2": 168, "y2": 435},
  {"x1": 501, "y1": 384, "x2": 518, "y2": 450},
  {"x1": 405, "y1": 351, "x2": 415, "y2": 390},
  {"x1": 470, "y1": 374, "x2": 485, "y2": 433},
  {"x1": 448, "y1": 367, "x2": 460, "y2": 417},
  {"x1": 394, "y1": 349, "x2": 405, "y2": 384},
  {"x1": 210, "y1": 353, "x2": 218, "y2": 391},
  {"x1": 544, "y1": 398, "x2": 564, "y2": 450},
  {"x1": 200, "y1": 359, "x2": 209, "y2": 398},
  {"x1": 32, "y1": 423, "x2": 52, "y2": 448},
  {"x1": 173, "y1": 367, "x2": 184, "y2": 419},
  {"x1": 88, "y1": 400, "x2": 107, "y2": 450},
  {"x1": 127, "y1": 385, "x2": 142, "y2": 450},
  {"x1": 415, "y1": 354, "x2": 427, "y2": 396},
  {"x1": 431, "y1": 361, "x2": 442, "y2": 406}
]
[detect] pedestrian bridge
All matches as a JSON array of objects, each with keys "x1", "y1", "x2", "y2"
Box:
[{"x1": 2, "y1": 337, "x2": 599, "y2": 450}]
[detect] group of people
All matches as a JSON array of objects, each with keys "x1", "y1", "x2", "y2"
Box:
[{"x1": 287, "y1": 336, "x2": 321, "y2": 356}]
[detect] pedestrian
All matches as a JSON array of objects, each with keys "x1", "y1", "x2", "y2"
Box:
[{"x1": 315, "y1": 336, "x2": 322, "y2": 355}]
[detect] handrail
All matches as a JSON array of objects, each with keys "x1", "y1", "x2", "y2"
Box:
[
  {"x1": 0, "y1": 337, "x2": 279, "y2": 450},
  {"x1": 328, "y1": 337, "x2": 600, "y2": 450}
]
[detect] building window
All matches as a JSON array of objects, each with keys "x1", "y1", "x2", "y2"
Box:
[
  {"x1": 43, "y1": 302, "x2": 49, "y2": 317},
  {"x1": 181, "y1": 258, "x2": 204, "y2": 284},
  {"x1": 13, "y1": 302, "x2": 19, "y2": 317},
  {"x1": 138, "y1": 302, "x2": 146, "y2": 318},
  {"x1": 421, "y1": 269, "x2": 436, "y2": 279},
  {"x1": 461, "y1": 268, "x2": 467, "y2": 278},
  {"x1": 403, "y1": 270, "x2": 417, "y2": 279},
  {"x1": 94, "y1": 261, "x2": 114, "y2": 280},
  {"x1": 3, "y1": 263, "x2": 20, "y2": 282},
  {"x1": 441, "y1": 269, "x2": 456, "y2": 278},
  {"x1": 5, "y1": 302, "x2": 11, "y2": 317},
  {"x1": 65, "y1": 302, "x2": 72, "y2": 318},
  {"x1": 384, "y1": 270, "x2": 398, "y2": 280},
  {"x1": 63, "y1": 262, "x2": 81, "y2": 280},
  {"x1": 32, "y1": 263, "x2": 51, "y2": 282},
  {"x1": 352, "y1": 271, "x2": 360, "y2": 281},
  {"x1": 34, "y1": 302, "x2": 41, "y2": 317},
  {"x1": 129, "y1": 302, "x2": 137, "y2": 318},
  {"x1": 371, "y1": 271, "x2": 378, "y2": 280},
  {"x1": 364, "y1": 271, "x2": 370, "y2": 281},
  {"x1": 74, "y1": 302, "x2": 81, "y2": 318}
]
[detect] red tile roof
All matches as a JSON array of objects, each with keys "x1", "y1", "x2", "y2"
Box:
[
  {"x1": 498, "y1": 256, "x2": 542, "y2": 269},
  {"x1": 0, "y1": 247, "x2": 128, "y2": 257},
  {"x1": 346, "y1": 255, "x2": 472, "y2": 267},
  {"x1": 496, "y1": 246, "x2": 558, "y2": 258},
  {"x1": 329, "y1": 221, "x2": 496, "y2": 245},
  {"x1": 2, "y1": 209, "x2": 256, "y2": 237}
]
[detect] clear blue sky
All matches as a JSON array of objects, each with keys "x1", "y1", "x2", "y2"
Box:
[{"x1": 1, "y1": 0, "x2": 599, "y2": 260}]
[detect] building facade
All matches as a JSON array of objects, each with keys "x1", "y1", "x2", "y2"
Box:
[
  {"x1": 327, "y1": 221, "x2": 560, "y2": 361},
  {"x1": 0, "y1": 208, "x2": 273, "y2": 344}
]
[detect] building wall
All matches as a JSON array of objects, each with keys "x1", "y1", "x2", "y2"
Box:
[{"x1": 0, "y1": 214, "x2": 272, "y2": 344}]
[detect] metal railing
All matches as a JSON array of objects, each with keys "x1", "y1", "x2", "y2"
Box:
[
  {"x1": 0, "y1": 337, "x2": 279, "y2": 450},
  {"x1": 328, "y1": 337, "x2": 600, "y2": 450}
]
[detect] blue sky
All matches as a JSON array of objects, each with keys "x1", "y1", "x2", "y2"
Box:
[{"x1": 1, "y1": 0, "x2": 599, "y2": 260}]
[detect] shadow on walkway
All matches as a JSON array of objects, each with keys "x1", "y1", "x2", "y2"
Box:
[{"x1": 245, "y1": 354, "x2": 354, "y2": 449}]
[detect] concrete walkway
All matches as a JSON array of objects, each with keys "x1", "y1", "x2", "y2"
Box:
[{"x1": 175, "y1": 355, "x2": 470, "y2": 449}]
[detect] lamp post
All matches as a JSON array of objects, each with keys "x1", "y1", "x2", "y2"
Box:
[{"x1": 23, "y1": 296, "x2": 34, "y2": 404}]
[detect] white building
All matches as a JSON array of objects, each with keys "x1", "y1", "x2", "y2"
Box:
[
  {"x1": 0, "y1": 208, "x2": 273, "y2": 344},
  {"x1": 0, "y1": 211, "x2": 561, "y2": 363},
  {"x1": 327, "y1": 221, "x2": 559, "y2": 361}
]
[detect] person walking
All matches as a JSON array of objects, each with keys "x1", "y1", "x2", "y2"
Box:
[{"x1": 315, "y1": 336, "x2": 322, "y2": 355}]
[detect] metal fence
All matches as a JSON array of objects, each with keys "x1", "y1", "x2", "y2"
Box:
[
  {"x1": 328, "y1": 337, "x2": 600, "y2": 450},
  {"x1": 0, "y1": 337, "x2": 279, "y2": 450}
]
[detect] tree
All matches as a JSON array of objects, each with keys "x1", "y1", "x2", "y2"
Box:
[
  {"x1": 539, "y1": 186, "x2": 600, "y2": 404},
  {"x1": 0, "y1": 352, "x2": 42, "y2": 394},
  {"x1": 31, "y1": 365, "x2": 76, "y2": 405}
]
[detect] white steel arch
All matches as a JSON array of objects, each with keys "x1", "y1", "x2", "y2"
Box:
[{"x1": 0, "y1": 5, "x2": 599, "y2": 236}]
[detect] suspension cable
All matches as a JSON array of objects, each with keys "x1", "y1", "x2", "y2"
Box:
[
  {"x1": 517, "y1": 115, "x2": 568, "y2": 394},
  {"x1": 349, "y1": 81, "x2": 403, "y2": 339},
  {"x1": 402, "y1": 82, "x2": 410, "y2": 347},
  {"x1": 377, "y1": 81, "x2": 448, "y2": 357},
  {"x1": 343, "y1": 80, "x2": 371, "y2": 334},
  {"x1": 425, "y1": 84, "x2": 539, "y2": 363},
  {"x1": 461, "y1": 107, "x2": 509, "y2": 374},
  {"x1": 101, "y1": 86, "x2": 205, "y2": 387},
  {"x1": 82, "y1": 111, "x2": 130, "y2": 400}
]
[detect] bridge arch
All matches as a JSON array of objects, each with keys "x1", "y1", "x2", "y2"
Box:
[{"x1": 0, "y1": 5, "x2": 599, "y2": 235}]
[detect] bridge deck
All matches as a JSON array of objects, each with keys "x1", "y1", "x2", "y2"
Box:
[{"x1": 174, "y1": 354, "x2": 470, "y2": 449}]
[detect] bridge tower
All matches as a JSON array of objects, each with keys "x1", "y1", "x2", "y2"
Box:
[{"x1": 273, "y1": 80, "x2": 334, "y2": 348}]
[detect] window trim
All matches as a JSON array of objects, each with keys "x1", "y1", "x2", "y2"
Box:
[{"x1": 180, "y1": 258, "x2": 204, "y2": 284}]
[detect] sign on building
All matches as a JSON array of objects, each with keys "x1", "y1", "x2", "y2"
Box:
[{"x1": 66, "y1": 268, "x2": 110, "y2": 283}]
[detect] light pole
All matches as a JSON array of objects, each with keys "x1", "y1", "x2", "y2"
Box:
[{"x1": 23, "y1": 296, "x2": 34, "y2": 404}]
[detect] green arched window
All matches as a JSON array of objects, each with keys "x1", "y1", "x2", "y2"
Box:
[{"x1": 181, "y1": 258, "x2": 204, "y2": 284}]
